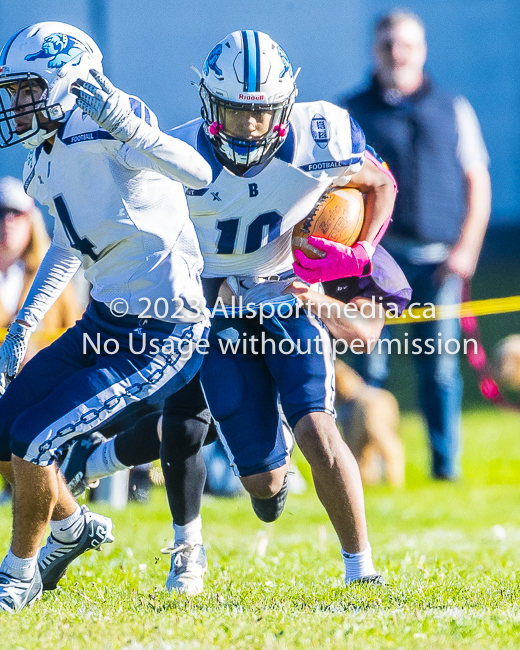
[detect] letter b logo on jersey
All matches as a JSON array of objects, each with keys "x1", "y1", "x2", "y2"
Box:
[{"x1": 248, "y1": 183, "x2": 259, "y2": 198}]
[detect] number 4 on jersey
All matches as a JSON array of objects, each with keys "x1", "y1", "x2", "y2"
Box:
[{"x1": 53, "y1": 195, "x2": 98, "y2": 261}]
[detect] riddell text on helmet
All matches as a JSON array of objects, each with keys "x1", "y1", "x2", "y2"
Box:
[{"x1": 238, "y1": 93, "x2": 266, "y2": 101}]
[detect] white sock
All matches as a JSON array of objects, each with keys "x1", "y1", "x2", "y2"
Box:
[
  {"x1": 85, "y1": 437, "x2": 129, "y2": 481},
  {"x1": 174, "y1": 515, "x2": 203, "y2": 546},
  {"x1": 0, "y1": 549, "x2": 38, "y2": 581},
  {"x1": 50, "y1": 504, "x2": 85, "y2": 543},
  {"x1": 342, "y1": 543, "x2": 377, "y2": 583}
]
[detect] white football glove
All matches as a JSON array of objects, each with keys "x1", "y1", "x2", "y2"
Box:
[
  {"x1": 72, "y1": 69, "x2": 141, "y2": 142},
  {"x1": 224, "y1": 275, "x2": 300, "y2": 306},
  {"x1": 0, "y1": 322, "x2": 34, "y2": 396}
]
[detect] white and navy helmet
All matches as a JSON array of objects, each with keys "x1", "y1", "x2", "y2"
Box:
[
  {"x1": 199, "y1": 30, "x2": 298, "y2": 171},
  {"x1": 0, "y1": 22, "x2": 103, "y2": 149}
]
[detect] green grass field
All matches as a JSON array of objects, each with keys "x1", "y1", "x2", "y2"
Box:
[{"x1": 1, "y1": 408, "x2": 520, "y2": 649}]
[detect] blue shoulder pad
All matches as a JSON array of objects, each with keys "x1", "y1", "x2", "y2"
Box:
[{"x1": 350, "y1": 116, "x2": 366, "y2": 154}]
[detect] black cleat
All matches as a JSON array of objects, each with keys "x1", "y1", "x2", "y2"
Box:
[
  {"x1": 250, "y1": 475, "x2": 289, "y2": 523},
  {"x1": 61, "y1": 431, "x2": 107, "y2": 497}
]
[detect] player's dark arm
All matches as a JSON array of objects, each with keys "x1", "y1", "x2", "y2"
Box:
[
  {"x1": 338, "y1": 154, "x2": 396, "y2": 247},
  {"x1": 285, "y1": 282, "x2": 385, "y2": 352}
]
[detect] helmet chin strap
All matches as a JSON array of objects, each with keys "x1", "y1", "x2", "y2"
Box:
[{"x1": 22, "y1": 114, "x2": 58, "y2": 149}]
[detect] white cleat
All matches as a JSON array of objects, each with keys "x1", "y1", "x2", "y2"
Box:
[
  {"x1": 38, "y1": 505, "x2": 114, "y2": 590},
  {"x1": 162, "y1": 543, "x2": 208, "y2": 596},
  {"x1": 346, "y1": 574, "x2": 385, "y2": 585},
  {"x1": 0, "y1": 569, "x2": 42, "y2": 613}
]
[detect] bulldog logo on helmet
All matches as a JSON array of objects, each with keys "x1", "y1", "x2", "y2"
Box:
[
  {"x1": 277, "y1": 46, "x2": 292, "y2": 79},
  {"x1": 203, "y1": 43, "x2": 223, "y2": 79},
  {"x1": 25, "y1": 33, "x2": 90, "y2": 69}
]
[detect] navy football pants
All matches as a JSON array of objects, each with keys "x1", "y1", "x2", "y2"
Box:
[
  {"x1": 201, "y1": 309, "x2": 336, "y2": 476},
  {"x1": 0, "y1": 300, "x2": 208, "y2": 466}
]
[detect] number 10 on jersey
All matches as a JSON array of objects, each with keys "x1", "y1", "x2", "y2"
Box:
[{"x1": 215, "y1": 210, "x2": 283, "y2": 255}]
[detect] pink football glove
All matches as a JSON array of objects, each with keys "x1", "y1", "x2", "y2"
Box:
[{"x1": 293, "y1": 237, "x2": 372, "y2": 283}]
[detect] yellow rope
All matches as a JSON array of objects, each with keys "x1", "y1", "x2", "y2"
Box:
[
  {"x1": 0, "y1": 327, "x2": 67, "y2": 342},
  {"x1": 387, "y1": 294, "x2": 520, "y2": 324}
]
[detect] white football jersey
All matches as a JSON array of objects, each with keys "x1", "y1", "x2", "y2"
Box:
[
  {"x1": 169, "y1": 101, "x2": 365, "y2": 278},
  {"x1": 23, "y1": 104, "x2": 207, "y2": 322}
]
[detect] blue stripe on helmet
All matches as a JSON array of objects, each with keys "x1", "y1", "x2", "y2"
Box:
[
  {"x1": 242, "y1": 30, "x2": 258, "y2": 92},
  {"x1": 254, "y1": 31, "x2": 261, "y2": 91},
  {"x1": 0, "y1": 25, "x2": 30, "y2": 66},
  {"x1": 241, "y1": 30, "x2": 250, "y2": 91}
]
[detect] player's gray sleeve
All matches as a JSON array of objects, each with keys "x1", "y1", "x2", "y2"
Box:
[
  {"x1": 454, "y1": 96, "x2": 490, "y2": 172},
  {"x1": 16, "y1": 242, "x2": 82, "y2": 327},
  {"x1": 117, "y1": 122, "x2": 212, "y2": 190}
]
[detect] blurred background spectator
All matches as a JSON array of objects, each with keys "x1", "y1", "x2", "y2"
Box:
[
  {"x1": 340, "y1": 10, "x2": 492, "y2": 480},
  {"x1": 0, "y1": 176, "x2": 82, "y2": 337},
  {"x1": 0, "y1": 175, "x2": 82, "y2": 502}
]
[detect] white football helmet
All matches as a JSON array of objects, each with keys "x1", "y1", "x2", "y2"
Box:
[
  {"x1": 199, "y1": 30, "x2": 298, "y2": 172},
  {"x1": 0, "y1": 22, "x2": 103, "y2": 149}
]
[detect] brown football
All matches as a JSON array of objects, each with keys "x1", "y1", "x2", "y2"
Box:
[{"x1": 292, "y1": 188, "x2": 365, "y2": 260}]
